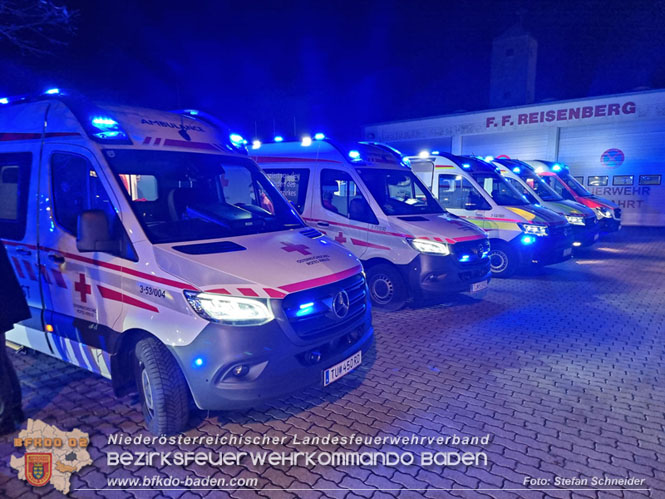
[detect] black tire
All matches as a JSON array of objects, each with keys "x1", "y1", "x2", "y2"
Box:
[
  {"x1": 488, "y1": 241, "x2": 519, "y2": 278},
  {"x1": 133, "y1": 337, "x2": 190, "y2": 435},
  {"x1": 366, "y1": 263, "x2": 408, "y2": 311}
]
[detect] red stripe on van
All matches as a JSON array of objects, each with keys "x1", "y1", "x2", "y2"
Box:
[
  {"x1": 22, "y1": 261, "x2": 37, "y2": 281},
  {"x1": 97, "y1": 285, "x2": 159, "y2": 313},
  {"x1": 11, "y1": 257, "x2": 25, "y2": 278},
  {"x1": 2, "y1": 240, "x2": 197, "y2": 291},
  {"x1": 264, "y1": 288, "x2": 286, "y2": 298},
  {"x1": 238, "y1": 287, "x2": 259, "y2": 297},
  {"x1": 303, "y1": 218, "x2": 414, "y2": 239},
  {"x1": 280, "y1": 265, "x2": 362, "y2": 293},
  {"x1": 207, "y1": 288, "x2": 231, "y2": 295},
  {"x1": 350, "y1": 238, "x2": 390, "y2": 251},
  {"x1": 143, "y1": 136, "x2": 151, "y2": 144},
  {"x1": 0, "y1": 132, "x2": 80, "y2": 141},
  {"x1": 453, "y1": 235, "x2": 486, "y2": 242}
]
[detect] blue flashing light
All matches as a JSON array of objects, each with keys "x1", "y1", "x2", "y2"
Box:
[
  {"x1": 89, "y1": 115, "x2": 128, "y2": 141},
  {"x1": 230, "y1": 133, "x2": 244, "y2": 144},
  {"x1": 462, "y1": 163, "x2": 471, "y2": 169},
  {"x1": 251, "y1": 139, "x2": 261, "y2": 150},
  {"x1": 484, "y1": 156, "x2": 494, "y2": 162},
  {"x1": 0, "y1": 98, "x2": 8, "y2": 104},
  {"x1": 348, "y1": 150, "x2": 361, "y2": 160},
  {"x1": 296, "y1": 302, "x2": 316, "y2": 317},
  {"x1": 521, "y1": 235, "x2": 536, "y2": 245},
  {"x1": 418, "y1": 150, "x2": 430, "y2": 158},
  {"x1": 552, "y1": 164, "x2": 562, "y2": 172},
  {"x1": 512, "y1": 167, "x2": 521, "y2": 174},
  {"x1": 186, "y1": 109, "x2": 199, "y2": 115},
  {"x1": 459, "y1": 254, "x2": 471, "y2": 263},
  {"x1": 314, "y1": 132, "x2": 325, "y2": 140},
  {"x1": 301, "y1": 136, "x2": 312, "y2": 147},
  {"x1": 45, "y1": 88, "x2": 60, "y2": 95},
  {"x1": 431, "y1": 150, "x2": 440, "y2": 155},
  {"x1": 274, "y1": 135, "x2": 284, "y2": 142},
  {"x1": 91, "y1": 117, "x2": 118, "y2": 127},
  {"x1": 193, "y1": 357, "x2": 205, "y2": 368}
]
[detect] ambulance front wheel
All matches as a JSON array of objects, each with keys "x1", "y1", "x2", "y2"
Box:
[
  {"x1": 367, "y1": 263, "x2": 407, "y2": 311},
  {"x1": 134, "y1": 337, "x2": 190, "y2": 435},
  {"x1": 488, "y1": 241, "x2": 518, "y2": 278}
]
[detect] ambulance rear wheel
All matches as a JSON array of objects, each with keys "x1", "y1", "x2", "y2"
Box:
[
  {"x1": 488, "y1": 242, "x2": 518, "y2": 278},
  {"x1": 367, "y1": 263, "x2": 407, "y2": 311},
  {"x1": 134, "y1": 337, "x2": 189, "y2": 435}
]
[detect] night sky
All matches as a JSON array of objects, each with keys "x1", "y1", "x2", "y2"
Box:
[{"x1": 2, "y1": 0, "x2": 665, "y2": 142}]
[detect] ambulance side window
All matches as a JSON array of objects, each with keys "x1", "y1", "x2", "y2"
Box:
[
  {"x1": 51, "y1": 153, "x2": 136, "y2": 260},
  {"x1": 264, "y1": 169, "x2": 310, "y2": 214},
  {"x1": 0, "y1": 152, "x2": 31, "y2": 240},
  {"x1": 437, "y1": 174, "x2": 489, "y2": 211},
  {"x1": 320, "y1": 169, "x2": 377, "y2": 224}
]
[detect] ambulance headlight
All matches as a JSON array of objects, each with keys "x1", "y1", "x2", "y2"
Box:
[
  {"x1": 518, "y1": 223, "x2": 548, "y2": 237},
  {"x1": 184, "y1": 291, "x2": 274, "y2": 326},
  {"x1": 407, "y1": 238, "x2": 450, "y2": 256},
  {"x1": 595, "y1": 207, "x2": 612, "y2": 219},
  {"x1": 565, "y1": 215, "x2": 585, "y2": 226}
]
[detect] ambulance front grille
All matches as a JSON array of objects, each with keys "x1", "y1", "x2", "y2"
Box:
[{"x1": 282, "y1": 273, "x2": 367, "y2": 339}]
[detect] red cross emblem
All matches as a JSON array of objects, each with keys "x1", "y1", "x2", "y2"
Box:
[
  {"x1": 281, "y1": 242, "x2": 311, "y2": 255},
  {"x1": 334, "y1": 231, "x2": 347, "y2": 244},
  {"x1": 75, "y1": 273, "x2": 92, "y2": 303}
]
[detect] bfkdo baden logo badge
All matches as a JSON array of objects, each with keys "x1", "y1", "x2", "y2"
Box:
[
  {"x1": 25, "y1": 453, "x2": 52, "y2": 487},
  {"x1": 10, "y1": 419, "x2": 92, "y2": 494}
]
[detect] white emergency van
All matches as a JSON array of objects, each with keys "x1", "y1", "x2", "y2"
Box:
[
  {"x1": 251, "y1": 139, "x2": 491, "y2": 310},
  {"x1": 0, "y1": 91, "x2": 373, "y2": 434},
  {"x1": 491, "y1": 158, "x2": 600, "y2": 248},
  {"x1": 409, "y1": 153, "x2": 574, "y2": 277},
  {"x1": 524, "y1": 160, "x2": 622, "y2": 233}
]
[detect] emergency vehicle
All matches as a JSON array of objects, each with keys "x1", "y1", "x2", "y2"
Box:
[
  {"x1": 491, "y1": 158, "x2": 600, "y2": 248},
  {"x1": 408, "y1": 153, "x2": 574, "y2": 277},
  {"x1": 0, "y1": 90, "x2": 373, "y2": 435},
  {"x1": 524, "y1": 160, "x2": 622, "y2": 232},
  {"x1": 251, "y1": 139, "x2": 491, "y2": 311}
]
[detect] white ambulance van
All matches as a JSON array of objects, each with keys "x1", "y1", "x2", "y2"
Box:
[
  {"x1": 251, "y1": 139, "x2": 491, "y2": 311},
  {"x1": 409, "y1": 153, "x2": 574, "y2": 277},
  {"x1": 0, "y1": 91, "x2": 373, "y2": 434},
  {"x1": 524, "y1": 160, "x2": 622, "y2": 233},
  {"x1": 491, "y1": 158, "x2": 600, "y2": 248}
]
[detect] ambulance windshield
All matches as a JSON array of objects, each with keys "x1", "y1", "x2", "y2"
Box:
[
  {"x1": 471, "y1": 172, "x2": 530, "y2": 206},
  {"x1": 518, "y1": 170, "x2": 562, "y2": 202},
  {"x1": 357, "y1": 169, "x2": 444, "y2": 215},
  {"x1": 560, "y1": 172, "x2": 592, "y2": 197},
  {"x1": 104, "y1": 150, "x2": 304, "y2": 244}
]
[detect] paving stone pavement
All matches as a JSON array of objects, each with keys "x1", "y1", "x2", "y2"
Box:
[{"x1": 1, "y1": 227, "x2": 664, "y2": 499}]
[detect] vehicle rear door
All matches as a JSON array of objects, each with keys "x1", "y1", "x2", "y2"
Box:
[{"x1": 1, "y1": 150, "x2": 49, "y2": 352}]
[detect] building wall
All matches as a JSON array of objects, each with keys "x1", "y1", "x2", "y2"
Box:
[{"x1": 364, "y1": 90, "x2": 665, "y2": 226}]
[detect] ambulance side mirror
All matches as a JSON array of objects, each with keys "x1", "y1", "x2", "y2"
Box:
[{"x1": 77, "y1": 210, "x2": 119, "y2": 254}]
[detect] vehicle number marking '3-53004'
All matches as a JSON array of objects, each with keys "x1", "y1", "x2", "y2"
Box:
[{"x1": 138, "y1": 284, "x2": 167, "y2": 298}]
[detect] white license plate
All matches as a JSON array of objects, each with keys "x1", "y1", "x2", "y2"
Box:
[
  {"x1": 323, "y1": 351, "x2": 362, "y2": 386},
  {"x1": 471, "y1": 280, "x2": 489, "y2": 292},
  {"x1": 564, "y1": 247, "x2": 572, "y2": 256},
  {"x1": 594, "y1": 233, "x2": 599, "y2": 241}
]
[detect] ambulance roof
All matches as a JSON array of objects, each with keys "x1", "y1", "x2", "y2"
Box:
[
  {"x1": 0, "y1": 92, "x2": 246, "y2": 157},
  {"x1": 409, "y1": 153, "x2": 498, "y2": 173},
  {"x1": 251, "y1": 139, "x2": 409, "y2": 170}
]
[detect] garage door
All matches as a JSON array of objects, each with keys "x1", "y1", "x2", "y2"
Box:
[
  {"x1": 559, "y1": 120, "x2": 665, "y2": 226},
  {"x1": 461, "y1": 129, "x2": 551, "y2": 159}
]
